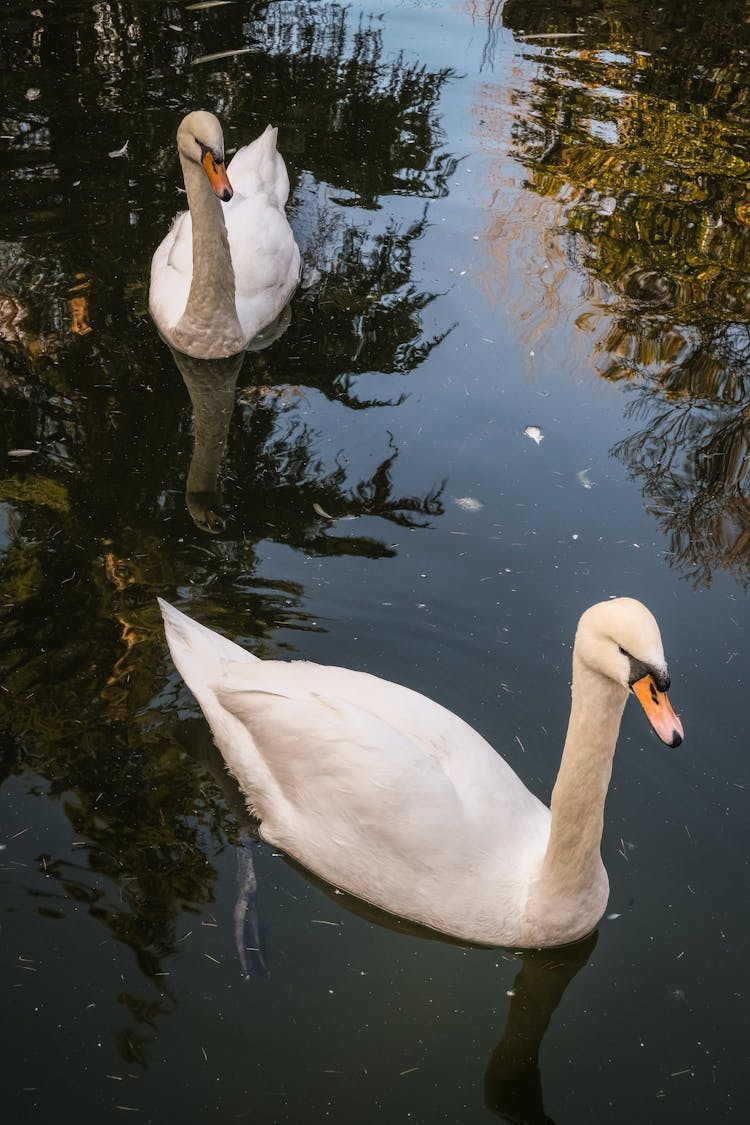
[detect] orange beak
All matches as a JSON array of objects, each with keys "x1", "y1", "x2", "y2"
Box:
[
  {"x1": 632, "y1": 673, "x2": 683, "y2": 747},
  {"x1": 201, "y1": 150, "x2": 233, "y2": 201}
]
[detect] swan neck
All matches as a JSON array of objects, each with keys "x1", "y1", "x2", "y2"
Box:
[
  {"x1": 173, "y1": 153, "x2": 243, "y2": 356},
  {"x1": 540, "y1": 656, "x2": 628, "y2": 890}
]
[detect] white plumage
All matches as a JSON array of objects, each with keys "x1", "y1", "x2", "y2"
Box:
[
  {"x1": 150, "y1": 111, "x2": 300, "y2": 359},
  {"x1": 158, "y1": 597, "x2": 683, "y2": 948}
]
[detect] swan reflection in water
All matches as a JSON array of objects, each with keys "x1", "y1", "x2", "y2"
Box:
[
  {"x1": 172, "y1": 717, "x2": 597, "y2": 1124},
  {"x1": 168, "y1": 306, "x2": 293, "y2": 534},
  {"x1": 484, "y1": 935, "x2": 596, "y2": 1124},
  {"x1": 169, "y1": 318, "x2": 445, "y2": 544}
]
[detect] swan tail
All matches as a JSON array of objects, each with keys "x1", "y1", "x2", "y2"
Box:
[
  {"x1": 158, "y1": 599, "x2": 259, "y2": 683},
  {"x1": 227, "y1": 125, "x2": 290, "y2": 208}
]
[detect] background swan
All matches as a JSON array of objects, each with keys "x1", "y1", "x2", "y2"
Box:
[
  {"x1": 158, "y1": 596, "x2": 683, "y2": 948},
  {"x1": 149, "y1": 111, "x2": 300, "y2": 359}
]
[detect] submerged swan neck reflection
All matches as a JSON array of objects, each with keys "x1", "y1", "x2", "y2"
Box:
[
  {"x1": 169, "y1": 348, "x2": 244, "y2": 533},
  {"x1": 169, "y1": 304, "x2": 295, "y2": 533},
  {"x1": 158, "y1": 597, "x2": 683, "y2": 948},
  {"x1": 485, "y1": 932, "x2": 597, "y2": 1123}
]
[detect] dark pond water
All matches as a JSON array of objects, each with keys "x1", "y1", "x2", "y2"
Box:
[{"x1": 1, "y1": 1, "x2": 749, "y2": 1121}]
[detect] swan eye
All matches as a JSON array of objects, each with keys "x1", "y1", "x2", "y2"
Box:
[
  {"x1": 626, "y1": 654, "x2": 650, "y2": 688},
  {"x1": 196, "y1": 140, "x2": 223, "y2": 172}
]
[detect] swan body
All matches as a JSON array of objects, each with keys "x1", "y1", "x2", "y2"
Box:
[
  {"x1": 158, "y1": 597, "x2": 683, "y2": 948},
  {"x1": 150, "y1": 111, "x2": 300, "y2": 359}
]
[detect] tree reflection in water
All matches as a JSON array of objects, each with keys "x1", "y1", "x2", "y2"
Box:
[
  {"x1": 0, "y1": 0, "x2": 453, "y2": 1073},
  {"x1": 174, "y1": 338, "x2": 445, "y2": 550},
  {"x1": 478, "y1": 0, "x2": 750, "y2": 585}
]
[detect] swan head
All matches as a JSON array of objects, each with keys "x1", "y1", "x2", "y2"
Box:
[
  {"x1": 575, "y1": 598, "x2": 683, "y2": 747},
  {"x1": 177, "y1": 111, "x2": 233, "y2": 202}
]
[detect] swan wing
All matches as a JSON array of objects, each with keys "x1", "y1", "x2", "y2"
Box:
[
  {"x1": 226, "y1": 199, "x2": 300, "y2": 337},
  {"x1": 206, "y1": 660, "x2": 548, "y2": 936},
  {"x1": 226, "y1": 125, "x2": 290, "y2": 207},
  {"x1": 160, "y1": 600, "x2": 550, "y2": 943},
  {"x1": 224, "y1": 125, "x2": 300, "y2": 341},
  {"x1": 149, "y1": 211, "x2": 193, "y2": 335}
]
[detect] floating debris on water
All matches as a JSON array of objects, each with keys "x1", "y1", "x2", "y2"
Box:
[
  {"x1": 301, "y1": 266, "x2": 322, "y2": 290},
  {"x1": 576, "y1": 468, "x2": 595, "y2": 489},
  {"x1": 520, "y1": 31, "x2": 585, "y2": 40},
  {"x1": 312, "y1": 502, "x2": 356, "y2": 521},
  {"x1": 108, "y1": 141, "x2": 129, "y2": 158},
  {"x1": 454, "y1": 496, "x2": 483, "y2": 511},
  {"x1": 523, "y1": 425, "x2": 543, "y2": 445},
  {"x1": 192, "y1": 47, "x2": 253, "y2": 66}
]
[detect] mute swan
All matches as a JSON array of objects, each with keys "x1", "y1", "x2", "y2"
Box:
[
  {"x1": 158, "y1": 597, "x2": 683, "y2": 948},
  {"x1": 149, "y1": 111, "x2": 300, "y2": 359}
]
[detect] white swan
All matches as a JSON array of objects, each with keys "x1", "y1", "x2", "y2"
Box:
[
  {"x1": 158, "y1": 597, "x2": 683, "y2": 948},
  {"x1": 149, "y1": 111, "x2": 300, "y2": 359}
]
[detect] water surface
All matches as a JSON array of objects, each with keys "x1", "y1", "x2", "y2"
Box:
[{"x1": 1, "y1": 1, "x2": 748, "y2": 1121}]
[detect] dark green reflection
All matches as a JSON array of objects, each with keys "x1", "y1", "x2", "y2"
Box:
[{"x1": 0, "y1": 0, "x2": 452, "y2": 1075}]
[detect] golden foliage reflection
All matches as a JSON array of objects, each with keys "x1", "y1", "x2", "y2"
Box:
[{"x1": 475, "y1": 0, "x2": 750, "y2": 585}]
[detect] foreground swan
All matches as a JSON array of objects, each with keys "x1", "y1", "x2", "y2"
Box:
[
  {"x1": 150, "y1": 111, "x2": 300, "y2": 359},
  {"x1": 159, "y1": 597, "x2": 683, "y2": 947}
]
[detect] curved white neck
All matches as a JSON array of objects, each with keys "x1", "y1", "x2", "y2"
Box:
[
  {"x1": 172, "y1": 154, "x2": 244, "y2": 357},
  {"x1": 526, "y1": 656, "x2": 628, "y2": 941}
]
